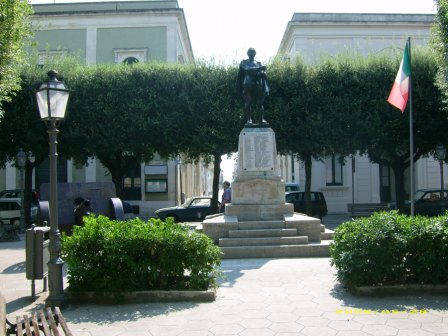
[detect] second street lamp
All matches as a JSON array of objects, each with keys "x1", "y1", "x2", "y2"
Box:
[
  {"x1": 436, "y1": 144, "x2": 446, "y2": 201},
  {"x1": 36, "y1": 70, "x2": 71, "y2": 307},
  {"x1": 16, "y1": 149, "x2": 26, "y2": 233}
]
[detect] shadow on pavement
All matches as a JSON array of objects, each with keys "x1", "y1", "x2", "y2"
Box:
[
  {"x1": 2, "y1": 262, "x2": 25, "y2": 274},
  {"x1": 330, "y1": 282, "x2": 448, "y2": 312}
]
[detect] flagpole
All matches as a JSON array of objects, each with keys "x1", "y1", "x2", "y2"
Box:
[{"x1": 408, "y1": 37, "x2": 415, "y2": 216}]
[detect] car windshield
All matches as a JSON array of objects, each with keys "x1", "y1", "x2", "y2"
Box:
[
  {"x1": 414, "y1": 190, "x2": 447, "y2": 201},
  {"x1": 181, "y1": 198, "x2": 193, "y2": 207},
  {"x1": 181, "y1": 198, "x2": 211, "y2": 207},
  {"x1": 414, "y1": 191, "x2": 428, "y2": 200}
]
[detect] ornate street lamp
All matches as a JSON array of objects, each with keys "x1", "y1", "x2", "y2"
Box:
[
  {"x1": 16, "y1": 149, "x2": 26, "y2": 233},
  {"x1": 436, "y1": 144, "x2": 446, "y2": 201},
  {"x1": 36, "y1": 70, "x2": 71, "y2": 307}
]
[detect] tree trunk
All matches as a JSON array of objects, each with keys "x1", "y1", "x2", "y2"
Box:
[
  {"x1": 212, "y1": 154, "x2": 222, "y2": 213},
  {"x1": 23, "y1": 161, "x2": 34, "y2": 228},
  {"x1": 391, "y1": 163, "x2": 407, "y2": 213},
  {"x1": 111, "y1": 171, "x2": 125, "y2": 199},
  {"x1": 304, "y1": 152, "x2": 313, "y2": 216}
]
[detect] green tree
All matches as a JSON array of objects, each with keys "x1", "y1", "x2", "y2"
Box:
[
  {"x1": 61, "y1": 63, "x2": 187, "y2": 198},
  {"x1": 268, "y1": 59, "x2": 318, "y2": 215},
  {"x1": 0, "y1": 0, "x2": 33, "y2": 113},
  {"x1": 269, "y1": 57, "x2": 363, "y2": 216},
  {"x1": 433, "y1": 0, "x2": 448, "y2": 102},
  {"x1": 178, "y1": 63, "x2": 241, "y2": 210},
  {"x1": 0, "y1": 69, "x2": 48, "y2": 226},
  {"x1": 358, "y1": 50, "x2": 446, "y2": 211}
]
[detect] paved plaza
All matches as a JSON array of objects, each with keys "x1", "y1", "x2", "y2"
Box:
[{"x1": 1, "y1": 231, "x2": 448, "y2": 336}]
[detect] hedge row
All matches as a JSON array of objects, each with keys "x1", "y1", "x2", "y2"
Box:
[
  {"x1": 330, "y1": 211, "x2": 448, "y2": 286},
  {"x1": 61, "y1": 216, "x2": 221, "y2": 292}
]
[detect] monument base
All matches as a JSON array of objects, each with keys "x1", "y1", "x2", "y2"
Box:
[
  {"x1": 200, "y1": 124, "x2": 333, "y2": 258},
  {"x1": 225, "y1": 203, "x2": 293, "y2": 221},
  {"x1": 232, "y1": 178, "x2": 285, "y2": 206}
]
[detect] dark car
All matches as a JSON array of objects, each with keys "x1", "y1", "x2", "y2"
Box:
[
  {"x1": 0, "y1": 189, "x2": 39, "y2": 206},
  {"x1": 155, "y1": 196, "x2": 217, "y2": 223},
  {"x1": 403, "y1": 189, "x2": 448, "y2": 216},
  {"x1": 285, "y1": 191, "x2": 328, "y2": 219}
]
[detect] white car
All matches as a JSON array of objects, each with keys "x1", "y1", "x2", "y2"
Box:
[{"x1": 0, "y1": 198, "x2": 38, "y2": 227}]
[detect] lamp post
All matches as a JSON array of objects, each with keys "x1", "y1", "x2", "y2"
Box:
[
  {"x1": 16, "y1": 149, "x2": 26, "y2": 233},
  {"x1": 436, "y1": 144, "x2": 446, "y2": 201},
  {"x1": 36, "y1": 70, "x2": 70, "y2": 307}
]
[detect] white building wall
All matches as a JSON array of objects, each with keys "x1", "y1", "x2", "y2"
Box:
[
  {"x1": 6, "y1": 162, "x2": 16, "y2": 190},
  {"x1": 416, "y1": 156, "x2": 446, "y2": 190}
]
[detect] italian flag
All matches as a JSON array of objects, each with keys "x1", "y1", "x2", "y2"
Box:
[{"x1": 387, "y1": 42, "x2": 410, "y2": 113}]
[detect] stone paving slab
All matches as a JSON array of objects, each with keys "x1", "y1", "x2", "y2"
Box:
[{"x1": 1, "y1": 236, "x2": 448, "y2": 335}]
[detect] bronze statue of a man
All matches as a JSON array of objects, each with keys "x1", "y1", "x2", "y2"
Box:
[{"x1": 237, "y1": 48, "x2": 269, "y2": 125}]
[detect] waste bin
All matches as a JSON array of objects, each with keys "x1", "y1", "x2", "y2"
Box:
[{"x1": 26, "y1": 225, "x2": 50, "y2": 299}]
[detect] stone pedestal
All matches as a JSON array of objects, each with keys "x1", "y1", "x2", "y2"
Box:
[
  {"x1": 228, "y1": 126, "x2": 289, "y2": 219},
  {"x1": 202, "y1": 124, "x2": 326, "y2": 257}
]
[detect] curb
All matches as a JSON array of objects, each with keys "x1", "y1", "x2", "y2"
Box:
[
  {"x1": 349, "y1": 284, "x2": 448, "y2": 296},
  {"x1": 66, "y1": 287, "x2": 216, "y2": 304}
]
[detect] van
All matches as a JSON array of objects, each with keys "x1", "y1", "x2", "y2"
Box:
[
  {"x1": 0, "y1": 198, "x2": 38, "y2": 227},
  {"x1": 285, "y1": 183, "x2": 300, "y2": 192},
  {"x1": 285, "y1": 191, "x2": 328, "y2": 219}
]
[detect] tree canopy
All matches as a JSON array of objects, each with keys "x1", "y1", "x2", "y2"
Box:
[
  {"x1": 0, "y1": 48, "x2": 443, "y2": 213},
  {"x1": 0, "y1": 0, "x2": 33, "y2": 113}
]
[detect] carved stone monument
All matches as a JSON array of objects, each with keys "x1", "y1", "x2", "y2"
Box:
[
  {"x1": 202, "y1": 49, "x2": 329, "y2": 258},
  {"x1": 226, "y1": 127, "x2": 293, "y2": 221}
]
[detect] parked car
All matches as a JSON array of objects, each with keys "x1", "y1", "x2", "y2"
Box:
[
  {"x1": 155, "y1": 196, "x2": 217, "y2": 223},
  {"x1": 402, "y1": 189, "x2": 448, "y2": 216},
  {"x1": 285, "y1": 183, "x2": 300, "y2": 192},
  {"x1": 0, "y1": 189, "x2": 39, "y2": 206},
  {"x1": 0, "y1": 198, "x2": 38, "y2": 227},
  {"x1": 285, "y1": 191, "x2": 328, "y2": 219}
]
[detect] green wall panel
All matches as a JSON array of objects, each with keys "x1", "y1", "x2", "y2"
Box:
[
  {"x1": 35, "y1": 29, "x2": 86, "y2": 61},
  {"x1": 97, "y1": 27, "x2": 166, "y2": 63}
]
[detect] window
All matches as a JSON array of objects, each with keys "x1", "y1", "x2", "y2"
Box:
[
  {"x1": 146, "y1": 179, "x2": 167, "y2": 193},
  {"x1": 326, "y1": 155, "x2": 343, "y2": 186},
  {"x1": 123, "y1": 57, "x2": 139, "y2": 65},
  {"x1": 123, "y1": 164, "x2": 141, "y2": 200},
  {"x1": 190, "y1": 198, "x2": 211, "y2": 207},
  {"x1": 113, "y1": 48, "x2": 148, "y2": 63}
]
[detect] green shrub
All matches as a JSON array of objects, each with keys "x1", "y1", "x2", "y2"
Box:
[
  {"x1": 405, "y1": 215, "x2": 448, "y2": 284},
  {"x1": 330, "y1": 211, "x2": 409, "y2": 286},
  {"x1": 330, "y1": 211, "x2": 448, "y2": 287},
  {"x1": 61, "y1": 215, "x2": 221, "y2": 292}
]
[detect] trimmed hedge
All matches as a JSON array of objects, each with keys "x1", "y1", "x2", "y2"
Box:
[
  {"x1": 330, "y1": 211, "x2": 448, "y2": 287},
  {"x1": 61, "y1": 216, "x2": 221, "y2": 292}
]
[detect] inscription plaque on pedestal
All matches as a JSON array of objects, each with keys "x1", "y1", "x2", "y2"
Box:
[{"x1": 242, "y1": 131, "x2": 275, "y2": 171}]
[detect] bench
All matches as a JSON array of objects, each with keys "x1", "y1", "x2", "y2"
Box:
[
  {"x1": 1, "y1": 293, "x2": 71, "y2": 336},
  {"x1": 6, "y1": 307, "x2": 72, "y2": 336},
  {"x1": 347, "y1": 203, "x2": 390, "y2": 218}
]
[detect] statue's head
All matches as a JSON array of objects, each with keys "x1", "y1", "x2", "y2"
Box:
[{"x1": 247, "y1": 48, "x2": 256, "y2": 58}]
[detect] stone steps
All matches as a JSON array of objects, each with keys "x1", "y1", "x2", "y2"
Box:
[
  {"x1": 215, "y1": 219, "x2": 333, "y2": 258},
  {"x1": 321, "y1": 229, "x2": 334, "y2": 240},
  {"x1": 229, "y1": 228, "x2": 297, "y2": 238},
  {"x1": 238, "y1": 220, "x2": 285, "y2": 230},
  {"x1": 219, "y1": 235, "x2": 308, "y2": 247},
  {"x1": 220, "y1": 241, "x2": 331, "y2": 259}
]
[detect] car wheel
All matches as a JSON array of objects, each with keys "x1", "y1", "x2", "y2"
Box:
[{"x1": 165, "y1": 214, "x2": 179, "y2": 223}]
